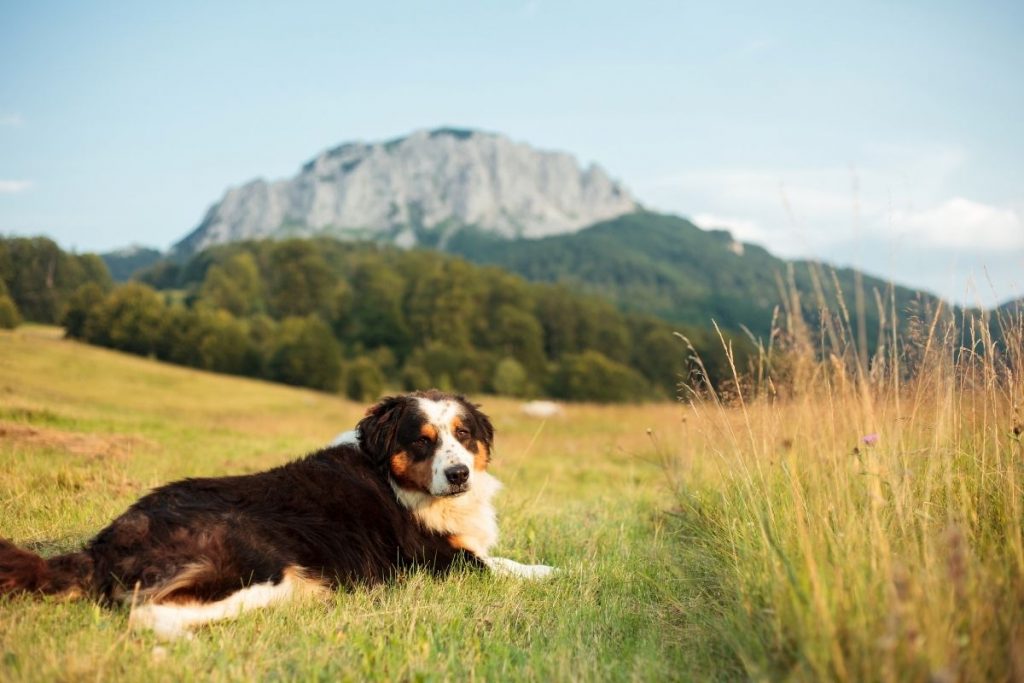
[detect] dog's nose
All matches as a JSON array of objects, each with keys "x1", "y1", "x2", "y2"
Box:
[{"x1": 444, "y1": 464, "x2": 470, "y2": 486}]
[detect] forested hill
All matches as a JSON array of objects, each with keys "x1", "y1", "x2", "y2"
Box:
[
  {"x1": 447, "y1": 211, "x2": 933, "y2": 341},
  {"x1": 118, "y1": 237, "x2": 755, "y2": 401}
]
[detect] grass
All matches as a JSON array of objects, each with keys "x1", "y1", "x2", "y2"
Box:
[
  {"x1": 663, "y1": 301, "x2": 1024, "y2": 681},
  {"x1": 4, "y1": 305, "x2": 1022, "y2": 681},
  {"x1": 0, "y1": 326, "x2": 687, "y2": 682}
]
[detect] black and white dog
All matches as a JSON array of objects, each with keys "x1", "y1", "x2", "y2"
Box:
[{"x1": 0, "y1": 391, "x2": 555, "y2": 638}]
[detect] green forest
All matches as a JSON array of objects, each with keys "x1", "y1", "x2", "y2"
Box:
[
  {"x1": 1, "y1": 235, "x2": 753, "y2": 401},
  {"x1": 448, "y1": 211, "x2": 932, "y2": 345}
]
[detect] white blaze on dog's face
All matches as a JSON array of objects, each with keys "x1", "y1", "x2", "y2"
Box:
[{"x1": 414, "y1": 397, "x2": 481, "y2": 496}]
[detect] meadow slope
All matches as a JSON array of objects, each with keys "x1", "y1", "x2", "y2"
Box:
[{"x1": 0, "y1": 326, "x2": 689, "y2": 682}]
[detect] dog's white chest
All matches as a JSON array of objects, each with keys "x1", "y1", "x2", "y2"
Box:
[{"x1": 394, "y1": 472, "x2": 502, "y2": 557}]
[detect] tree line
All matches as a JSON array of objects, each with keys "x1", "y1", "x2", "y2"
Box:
[
  {"x1": 0, "y1": 236, "x2": 112, "y2": 329},
  {"x1": 2, "y1": 235, "x2": 755, "y2": 401}
]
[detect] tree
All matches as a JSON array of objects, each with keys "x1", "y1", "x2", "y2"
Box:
[
  {"x1": 490, "y1": 304, "x2": 546, "y2": 375},
  {"x1": 404, "y1": 341, "x2": 485, "y2": 392},
  {"x1": 0, "y1": 279, "x2": 20, "y2": 329},
  {"x1": 87, "y1": 283, "x2": 166, "y2": 355},
  {"x1": 578, "y1": 297, "x2": 633, "y2": 363},
  {"x1": 550, "y1": 350, "x2": 651, "y2": 402},
  {"x1": 63, "y1": 283, "x2": 106, "y2": 339},
  {"x1": 491, "y1": 357, "x2": 530, "y2": 397},
  {"x1": 0, "y1": 237, "x2": 111, "y2": 323},
  {"x1": 535, "y1": 285, "x2": 582, "y2": 358},
  {"x1": 199, "y1": 252, "x2": 265, "y2": 316},
  {"x1": 266, "y1": 241, "x2": 337, "y2": 318},
  {"x1": 157, "y1": 305, "x2": 252, "y2": 375},
  {"x1": 404, "y1": 258, "x2": 480, "y2": 350},
  {"x1": 628, "y1": 316, "x2": 689, "y2": 397},
  {"x1": 347, "y1": 262, "x2": 409, "y2": 354},
  {"x1": 400, "y1": 363, "x2": 432, "y2": 392},
  {"x1": 268, "y1": 316, "x2": 342, "y2": 391},
  {"x1": 244, "y1": 314, "x2": 279, "y2": 377},
  {"x1": 344, "y1": 356, "x2": 385, "y2": 402}
]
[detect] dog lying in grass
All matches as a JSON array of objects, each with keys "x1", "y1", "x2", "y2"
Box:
[{"x1": 0, "y1": 390, "x2": 555, "y2": 638}]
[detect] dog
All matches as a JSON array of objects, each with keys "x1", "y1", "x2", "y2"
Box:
[{"x1": 0, "y1": 390, "x2": 555, "y2": 638}]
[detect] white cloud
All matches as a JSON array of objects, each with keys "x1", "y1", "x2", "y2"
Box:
[
  {"x1": 634, "y1": 146, "x2": 1024, "y2": 257},
  {"x1": 0, "y1": 180, "x2": 33, "y2": 194},
  {"x1": 889, "y1": 198, "x2": 1024, "y2": 250},
  {"x1": 0, "y1": 114, "x2": 23, "y2": 127},
  {"x1": 638, "y1": 168, "x2": 854, "y2": 255},
  {"x1": 691, "y1": 212, "x2": 766, "y2": 243}
]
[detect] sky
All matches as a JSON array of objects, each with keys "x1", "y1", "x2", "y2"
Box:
[{"x1": 1, "y1": 1, "x2": 1022, "y2": 308}]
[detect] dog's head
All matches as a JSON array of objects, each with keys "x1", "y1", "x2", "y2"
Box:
[{"x1": 356, "y1": 390, "x2": 494, "y2": 498}]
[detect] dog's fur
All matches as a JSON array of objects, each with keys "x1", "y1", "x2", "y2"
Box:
[{"x1": 0, "y1": 390, "x2": 554, "y2": 637}]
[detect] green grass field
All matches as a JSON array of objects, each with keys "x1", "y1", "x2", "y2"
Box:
[
  {"x1": 0, "y1": 326, "x2": 688, "y2": 682},
  {"x1": 3, "y1": 315, "x2": 1022, "y2": 682}
]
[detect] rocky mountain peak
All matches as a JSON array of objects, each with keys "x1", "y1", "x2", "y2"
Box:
[{"x1": 174, "y1": 128, "x2": 638, "y2": 254}]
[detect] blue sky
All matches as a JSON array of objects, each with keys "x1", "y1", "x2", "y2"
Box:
[{"x1": 1, "y1": 1, "x2": 1022, "y2": 307}]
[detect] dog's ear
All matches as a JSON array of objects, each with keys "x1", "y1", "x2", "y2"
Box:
[
  {"x1": 462, "y1": 398, "x2": 495, "y2": 456},
  {"x1": 356, "y1": 395, "x2": 411, "y2": 472}
]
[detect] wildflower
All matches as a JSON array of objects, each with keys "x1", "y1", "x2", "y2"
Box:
[{"x1": 861, "y1": 432, "x2": 880, "y2": 446}]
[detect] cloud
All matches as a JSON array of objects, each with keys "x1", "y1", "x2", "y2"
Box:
[
  {"x1": 889, "y1": 198, "x2": 1024, "y2": 250},
  {"x1": 691, "y1": 212, "x2": 767, "y2": 243},
  {"x1": 0, "y1": 114, "x2": 23, "y2": 127},
  {"x1": 635, "y1": 145, "x2": 1023, "y2": 257},
  {"x1": 638, "y1": 168, "x2": 853, "y2": 254},
  {"x1": 0, "y1": 180, "x2": 33, "y2": 194},
  {"x1": 634, "y1": 147, "x2": 1023, "y2": 305}
]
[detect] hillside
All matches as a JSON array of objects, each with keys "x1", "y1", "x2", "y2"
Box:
[
  {"x1": 100, "y1": 245, "x2": 163, "y2": 281},
  {"x1": 175, "y1": 128, "x2": 636, "y2": 255},
  {"x1": 448, "y1": 211, "x2": 936, "y2": 340},
  {"x1": 102, "y1": 237, "x2": 758, "y2": 400}
]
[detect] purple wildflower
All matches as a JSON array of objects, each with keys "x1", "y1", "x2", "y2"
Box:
[{"x1": 861, "y1": 432, "x2": 880, "y2": 447}]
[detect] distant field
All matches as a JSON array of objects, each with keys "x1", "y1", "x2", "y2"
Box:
[{"x1": 0, "y1": 326, "x2": 688, "y2": 682}]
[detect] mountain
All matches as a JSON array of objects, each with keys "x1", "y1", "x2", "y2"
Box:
[
  {"x1": 174, "y1": 128, "x2": 637, "y2": 255},
  {"x1": 101, "y1": 245, "x2": 164, "y2": 281},
  {"x1": 447, "y1": 211, "x2": 935, "y2": 340},
  {"x1": 161, "y1": 128, "x2": 945, "y2": 344}
]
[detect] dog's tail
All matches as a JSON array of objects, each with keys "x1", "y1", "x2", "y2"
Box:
[{"x1": 0, "y1": 538, "x2": 94, "y2": 599}]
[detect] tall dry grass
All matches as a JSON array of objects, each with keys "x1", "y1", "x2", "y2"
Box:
[{"x1": 668, "y1": 277, "x2": 1024, "y2": 681}]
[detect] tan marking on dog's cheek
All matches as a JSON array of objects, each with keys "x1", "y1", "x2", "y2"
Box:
[
  {"x1": 390, "y1": 452, "x2": 411, "y2": 477},
  {"x1": 390, "y1": 451, "x2": 434, "y2": 492},
  {"x1": 472, "y1": 443, "x2": 489, "y2": 471}
]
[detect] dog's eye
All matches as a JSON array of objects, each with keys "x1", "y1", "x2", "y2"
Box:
[
  {"x1": 455, "y1": 427, "x2": 470, "y2": 439},
  {"x1": 414, "y1": 436, "x2": 432, "y2": 448}
]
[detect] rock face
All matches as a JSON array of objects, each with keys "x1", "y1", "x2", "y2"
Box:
[{"x1": 174, "y1": 128, "x2": 638, "y2": 254}]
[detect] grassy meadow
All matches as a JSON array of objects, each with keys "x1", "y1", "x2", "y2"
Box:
[
  {"x1": 0, "y1": 325, "x2": 686, "y2": 682},
  {"x1": 2, "y1": 307, "x2": 1023, "y2": 681}
]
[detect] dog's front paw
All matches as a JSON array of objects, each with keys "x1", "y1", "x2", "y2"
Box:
[{"x1": 485, "y1": 556, "x2": 559, "y2": 580}]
